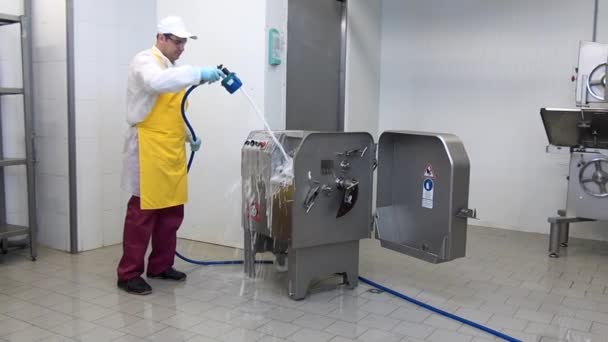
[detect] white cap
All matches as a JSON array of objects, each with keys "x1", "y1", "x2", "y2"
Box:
[{"x1": 157, "y1": 16, "x2": 197, "y2": 40}]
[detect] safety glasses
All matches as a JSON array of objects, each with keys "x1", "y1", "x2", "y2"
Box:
[{"x1": 163, "y1": 34, "x2": 187, "y2": 47}]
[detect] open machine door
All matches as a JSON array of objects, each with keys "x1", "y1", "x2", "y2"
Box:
[
  {"x1": 375, "y1": 131, "x2": 472, "y2": 263},
  {"x1": 541, "y1": 107, "x2": 608, "y2": 148}
]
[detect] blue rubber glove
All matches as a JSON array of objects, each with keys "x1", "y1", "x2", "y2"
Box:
[
  {"x1": 190, "y1": 137, "x2": 201, "y2": 152},
  {"x1": 199, "y1": 67, "x2": 224, "y2": 83}
]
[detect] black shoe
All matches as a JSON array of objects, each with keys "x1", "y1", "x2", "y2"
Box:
[
  {"x1": 117, "y1": 277, "x2": 152, "y2": 295},
  {"x1": 147, "y1": 267, "x2": 187, "y2": 281}
]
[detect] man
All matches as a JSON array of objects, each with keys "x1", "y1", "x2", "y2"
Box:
[{"x1": 117, "y1": 16, "x2": 223, "y2": 295}]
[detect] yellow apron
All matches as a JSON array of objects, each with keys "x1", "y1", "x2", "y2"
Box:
[{"x1": 137, "y1": 51, "x2": 188, "y2": 209}]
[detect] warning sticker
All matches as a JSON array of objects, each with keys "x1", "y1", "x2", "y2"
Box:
[
  {"x1": 424, "y1": 164, "x2": 435, "y2": 178},
  {"x1": 249, "y1": 202, "x2": 261, "y2": 222},
  {"x1": 422, "y1": 178, "x2": 434, "y2": 209}
]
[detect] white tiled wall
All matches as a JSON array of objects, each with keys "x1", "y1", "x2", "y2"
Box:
[
  {"x1": 32, "y1": 0, "x2": 69, "y2": 251},
  {"x1": 264, "y1": 0, "x2": 287, "y2": 131},
  {"x1": 0, "y1": 0, "x2": 70, "y2": 250},
  {"x1": 72, "y1": 0, "x2": 156, "y2": 251},
  {"x1": 0, "y1": 0, "x2": 151, "y2": 252},
  {"x1": 344, "y1": 1, "x2": 382, "y2": 137}
]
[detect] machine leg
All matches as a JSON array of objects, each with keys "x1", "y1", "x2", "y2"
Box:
[
  {"x1": 288, "y1": 278, "x2": 311, "y2": 300},
  {"x1": 287, "y1": 241, "x2": 359, "y2": 300},
  {"x1": 557, "y1": 210, "x2": 569, "y2": 247},
  {"x1": 344, "y1": 269, "x2": 359, "y2": 289},
  {"x1": 559, "y1": 224, "x2": 570, "y2": 247},
  {"x1": 1, "y1": 238, "x2": 7, "y2": 254},
  {"x1": 549, "y1": 222, "x2": 561, "y2": 258},
  {"x1": 288, "y1": 252, "x2": 311, "y2": 300}
]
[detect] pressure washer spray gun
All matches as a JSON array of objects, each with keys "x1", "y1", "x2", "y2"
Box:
[{"x1": 218, "y1": 64, "x2": 243, "y2": 94}]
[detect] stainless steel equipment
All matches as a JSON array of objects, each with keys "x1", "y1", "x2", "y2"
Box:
[
  {"x1": 239, "y1": 1, "x2": 472, "y2": 299},
  {"x1": 542, "y1": 108, "x2": 608, "y2": 257},
  {"x1": 542, "y1": 41, "x2": 608, "y2": 257},
  {"x1": 576, "y1": 41, "x2": 608, "y2": 107},
  {"x1": 242, "y1": 130, "x2": 473, "y2": 299}
]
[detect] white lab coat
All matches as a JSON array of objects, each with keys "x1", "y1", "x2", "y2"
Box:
[{"x1": 121, "y1": 46, "x2": 200, "y2": 197}]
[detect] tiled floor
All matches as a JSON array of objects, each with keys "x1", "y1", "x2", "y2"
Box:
[{"x1": 2, "y1": 226, "x2": 608, "y2": 342}]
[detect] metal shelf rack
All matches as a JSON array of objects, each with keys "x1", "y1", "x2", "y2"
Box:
[{"x1": 0, "y1": 5, "x2": 37, "y2": 261}]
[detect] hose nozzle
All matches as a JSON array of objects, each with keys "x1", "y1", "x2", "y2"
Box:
[{"x1": 217, "y1": 64, "x2": 242, "y2": 94}]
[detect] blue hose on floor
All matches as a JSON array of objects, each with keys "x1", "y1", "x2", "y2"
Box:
[
  {"x1": 175, "y1": 250, "x2": 272, "y2": 266},
  {"x1": 358, "y1": 277, "x2": 521, "y2": 342},
  {"x1": 175, "y1": 84, "x2": 521, "y2": 342}
]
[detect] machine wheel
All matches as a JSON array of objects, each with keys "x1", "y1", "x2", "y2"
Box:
[
  {"x1": 549, "y1": 253, "x2": 559, "y2": 258},
  {"x1": 579, "y1": 158, "x2": 608, "y2": 198},
  {"x1": 560, "y1": 243, "x2": 568, "y2": 247},
  {"x1": 586, "y1": 63, "x2": 607, "y2": 101}
]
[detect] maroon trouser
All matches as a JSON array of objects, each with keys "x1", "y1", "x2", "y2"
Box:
[{"x1": 117, "y1": 196, "x2": 184, "y2": 281}]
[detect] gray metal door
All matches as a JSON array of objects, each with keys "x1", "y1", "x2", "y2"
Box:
[
  {"x1": 375, "y1": 131, "x2": 471, "y2": 264},
  {"x1": 285, "y1": 0, "x2": 345, "y2": 131}
]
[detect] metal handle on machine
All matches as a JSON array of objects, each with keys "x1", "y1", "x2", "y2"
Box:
[
  {"x1": 303, "y1": 186, "x2": 320, "y2": 213},
  {"x1": 336, "y1": 177, "x2": 359, "y2": 191},
  {"x1": 457, "y1": 208, "x2": 478, "y2": 219},
  {"x1": 336, "y1": 146, "x2": 368, "y2": 158},
  {"x1": 303, "y1": 171, "x2": 321, "y2": 213},
  {"x1": 336, "y1": 177, "x2": 359, "y2": 218}
]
